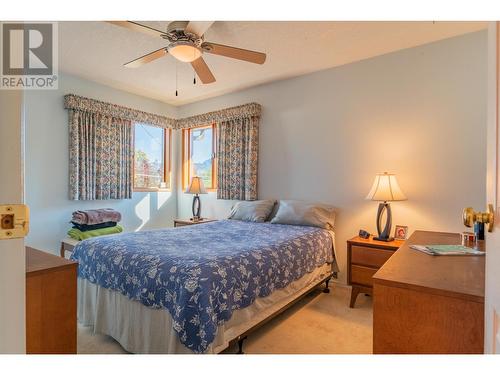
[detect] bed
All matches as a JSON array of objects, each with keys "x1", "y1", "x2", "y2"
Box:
[{"x1": 71, "y1": 219, "x2": 336, "y2": 353}]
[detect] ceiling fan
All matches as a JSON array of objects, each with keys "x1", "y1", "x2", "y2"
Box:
[{"x1": 108, "y1": 21, "x2": 267, "y2": 84}]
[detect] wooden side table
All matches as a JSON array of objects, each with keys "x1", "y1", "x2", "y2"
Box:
[
  {"x1": 60, "y1": 238, "x2": 80, "y2": 258},
  {"x1": 174, "y1": 218, "x2": 217, "y2": 227},
  {"x1": 347, "y1": 235, "x2": 404, "y2": 308}
]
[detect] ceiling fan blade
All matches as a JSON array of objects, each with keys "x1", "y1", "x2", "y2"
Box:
[
  {"x1": 185, "y1": 21, "x2": 214, "y2": 36},
  {"x1": 202, "y1": 42, "x2": 266, "y2": 64},
  {"x1": 191, "y1": 57, "x2": 216, "y2": 84},
  {"x1": 107, "y1": 21, "x2": 166, "y2": 38},
  {"x1": 124, "y1": 47, "x2": 167, "y2": 68}
]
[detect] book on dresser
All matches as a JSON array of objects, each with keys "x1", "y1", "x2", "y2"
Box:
[{"x1": 410, "y1": 244, "x2": 485, "y2": 256}]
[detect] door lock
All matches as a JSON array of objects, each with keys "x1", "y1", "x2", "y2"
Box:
[
  {"x1": 463, "y1": 204, "x2": 495, "y2": 233},
  {"x1": 0, "y1": 204, "x2": 29, "y2": 240}
]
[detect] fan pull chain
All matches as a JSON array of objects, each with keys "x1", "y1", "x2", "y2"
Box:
[
  {"x1": 175, "y1": 62, "x2": 178, "y2": 97},
  {"x1": 193, "y1": 48, "x2": 197, "y2": 85}
]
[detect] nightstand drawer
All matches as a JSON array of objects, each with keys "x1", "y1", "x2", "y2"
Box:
[
  {"x1": 351, "y1": 265, "x2": 377, "y2": 286},
  {"x1": 351, "y1": 245, "x2": 394, "y2": 268}
]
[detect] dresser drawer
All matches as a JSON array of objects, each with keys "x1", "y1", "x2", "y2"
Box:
[
  {"x1": 351, "y1": 245, "x2": 394, "y2": 268},
  {"x1": 351, "y1": 265, "x2": 377, "y2": 286}
]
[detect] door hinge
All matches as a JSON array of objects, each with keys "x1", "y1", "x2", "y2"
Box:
[{"x1": 0, "y1": 204, "x2": 29, "y2": 240}]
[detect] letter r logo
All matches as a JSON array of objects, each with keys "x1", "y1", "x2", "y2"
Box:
[{"x1": 2, "y1": 23, "x2": 53, "y2": 76}]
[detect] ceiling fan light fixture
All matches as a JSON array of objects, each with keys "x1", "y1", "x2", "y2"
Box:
[{"x1": 168, "y1": 42, "x2": 202, "y2": 63}]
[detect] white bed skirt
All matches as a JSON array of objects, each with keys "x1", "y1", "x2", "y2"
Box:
[{"x1": 78, "y1": 263, "x2": 332, "y2": 354}]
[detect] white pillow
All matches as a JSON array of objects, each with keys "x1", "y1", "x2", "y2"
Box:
[
  {"x1": 270, "y1": 200, "x2": 335, "y2": 230},
  {"x1": 228, "y1": 200, "x2": 277, "y2": 222}
]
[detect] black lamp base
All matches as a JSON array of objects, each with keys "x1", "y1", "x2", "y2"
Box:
[
  {"x1": 374, "y1": 202, "x2": 393, "y2": 242},
  {"x1": 192, "y1": 194, "x2": 201, "y2": 220}
]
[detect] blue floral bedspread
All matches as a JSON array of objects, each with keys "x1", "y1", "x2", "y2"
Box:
[{"x1": 71, "y1": 219, "x2": 334, "y2": 353}]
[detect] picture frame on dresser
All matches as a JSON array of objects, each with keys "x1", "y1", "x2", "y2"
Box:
[{"x1": 394, "y1": 225, "x2": 408, "y2": 240}]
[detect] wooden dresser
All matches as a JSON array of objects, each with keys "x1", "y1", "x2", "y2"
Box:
[
  {"x1": 373, "y1": 231, "x2": 485, "y2": 354},
  {"x1": 26, "y1": 247, "x2": 77, "y2": 354}
]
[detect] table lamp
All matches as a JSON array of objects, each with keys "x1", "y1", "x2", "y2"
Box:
[
  {"x1": 366, "y1": 172, "x2": 407, "y2": 241},
  {"x1": 186, "y1": 176, "x2": 207, "y2": 221}
]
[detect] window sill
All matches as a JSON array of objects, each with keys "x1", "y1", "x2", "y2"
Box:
[{"x1": 133, "y1": 188, "x2": 172, "y2": 193}]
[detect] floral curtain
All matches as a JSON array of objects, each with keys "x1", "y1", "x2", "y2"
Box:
[
  {"x1": 69, "y1": 109, "x2": 132, "y2": 200},
  {"x1": 217, "y1": 116, "x2": 259, "y2": 200}
]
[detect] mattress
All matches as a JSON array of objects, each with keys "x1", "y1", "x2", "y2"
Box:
[
  {"x1": 77, "y1": 263, "x2": 333, "y2": 353},
  {"x1": 71, "y1": 220, "x2": 335, "y2": 353}
]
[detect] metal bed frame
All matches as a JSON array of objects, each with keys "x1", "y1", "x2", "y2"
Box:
[{"x1": 227, "y1": 269, "x2": 335, "y2": 354}]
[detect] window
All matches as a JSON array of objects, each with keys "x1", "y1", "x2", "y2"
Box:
[
  {"x1": 182, "y1": 123, "x2": 217, "y2": 190},
  {"x1": 133, "y1": 123, "x2": 171, "y2": 191}
]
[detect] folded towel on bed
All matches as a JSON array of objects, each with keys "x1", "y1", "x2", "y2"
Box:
[
  {"x1": 72, "y1": 209, "x2": 122, "y2": 225},
  {"x1": 68, "y1": 225, "x2": 123, "y2": 241},
  {"x1": 71, "y1": 221, "x2": 117, "y2": 232}
]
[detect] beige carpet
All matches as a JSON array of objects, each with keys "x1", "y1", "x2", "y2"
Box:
[{"x1": 77, "y1": 284, "x2": 373, "y2": 354}]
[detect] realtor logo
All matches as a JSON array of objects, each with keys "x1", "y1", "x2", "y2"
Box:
[{"x1": 1, "y1": 22, "x2": 58, "y2": 89}]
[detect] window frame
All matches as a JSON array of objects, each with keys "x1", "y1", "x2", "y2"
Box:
[
  {"x1": 182, "y1": 123, "x2": 217, "y2": 192},
  {"x1": 132, "y1": 123, "x2": 172, "y2": 192}
]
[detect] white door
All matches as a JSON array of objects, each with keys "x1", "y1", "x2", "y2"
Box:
[
  {"x1": 0, "y1": 89, "x2": 26, "y2": 353},
  {"x1": 486, "y1": 21, "x2": 500, "y2": 354}
]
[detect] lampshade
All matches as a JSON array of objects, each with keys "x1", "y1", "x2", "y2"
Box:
[
  {"x1": 366, "y1": 172, "x2": 407, "y2": 202},
  {"x1": 168, "y1": 43, "x2": 202, "y2": 63},
  {"x1": 186, "y1": 176, "x2": 207, "y2": 194}
]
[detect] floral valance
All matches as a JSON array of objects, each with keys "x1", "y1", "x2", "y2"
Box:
[
  {"x1": 175, "y1": 103, "x2": 262, "y2": 129},
  {"x1": 64, "y1": 94, "x2": 176, "y2": 128},
  {"x1": 64, "y1": 94, "x2": 261, "y2": 130}
]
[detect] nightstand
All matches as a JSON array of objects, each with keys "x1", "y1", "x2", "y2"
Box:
[
  {"x1": 347, "y1": 235, "x2": 404, "y2": 308},
  {"x1": 60, "y1": 237, "x2": 80, "y2": 258},
  {"x1": 174, "y1": 218, "x2": 217, "y2": 227}
]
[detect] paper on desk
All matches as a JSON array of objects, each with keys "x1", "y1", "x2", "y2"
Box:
[{"x1": 410, "y1": 244, "x2": 485, "y2": 256}]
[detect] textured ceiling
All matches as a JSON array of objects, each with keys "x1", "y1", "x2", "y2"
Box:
[{"x1": 59, "y1": 21, "x2": 487, "y2": 106}]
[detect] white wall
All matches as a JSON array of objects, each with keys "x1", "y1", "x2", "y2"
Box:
[
  {"x1": 24, "y1": 73, "x2": 179, "y2": 255},
  {"x1": 176, "y1": 31, "x2": 488, "y2": 284},
  {"x1": 0, "y1": 90, "x2": 26, "y2": 353}
]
